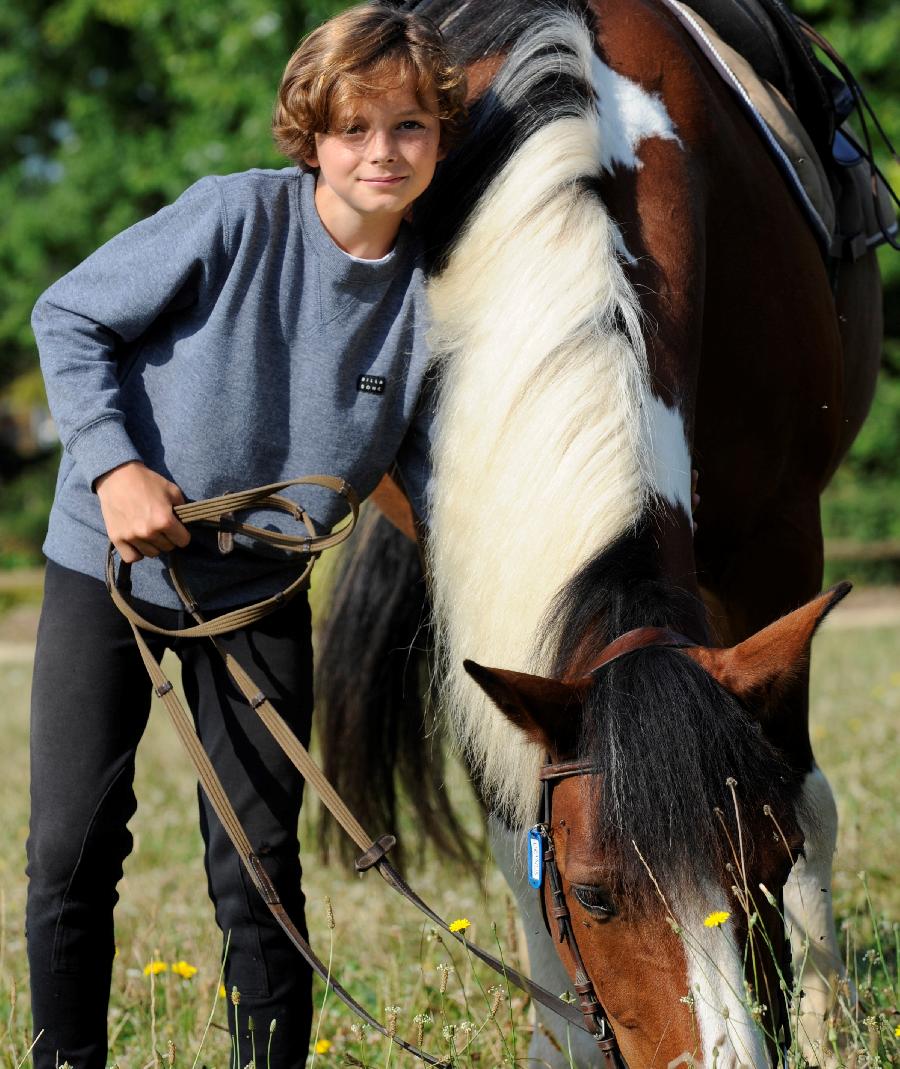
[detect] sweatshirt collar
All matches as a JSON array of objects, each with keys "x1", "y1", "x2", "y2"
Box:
[{"x1": 298, "y1": 167, "x2": 411, "y2": 284}]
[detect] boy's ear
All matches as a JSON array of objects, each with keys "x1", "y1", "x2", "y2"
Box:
[
  {"x1": 436, "y1": 141, "x2": 448, "y2": 162},
  {"x1": 302, "y1": 153, "x2": 319, "y2": 169}
]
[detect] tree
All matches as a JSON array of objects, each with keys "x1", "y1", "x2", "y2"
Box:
[
  {"x1": 1, "y1": 0, "x2": 346, "y2": 388},
  {"x1": 1, "y1": 0, "x2": 897, "y2": 567}
]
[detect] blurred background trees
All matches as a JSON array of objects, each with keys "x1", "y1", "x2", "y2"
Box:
[{"x1": 1, "y1": 0, "x2": 897, "y2": 576}]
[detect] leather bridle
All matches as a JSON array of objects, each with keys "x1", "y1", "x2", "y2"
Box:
[
  {"x1": 111, "y1": 485, "x2": 792, "y2": 1066},
  {"x1": 534, "y1": 627, "x2": 795, "y2": 1069},
  {"x1": 527, "y1": 627, "x2": 700, "y2": 1067},
  {"x1": 535, "y1": 758, "x2": 628, "y2": 1067}
]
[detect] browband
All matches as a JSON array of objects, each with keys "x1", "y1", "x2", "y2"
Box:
[{"x1": 584, "y1": 626, "x2": 697, "y2": 676}]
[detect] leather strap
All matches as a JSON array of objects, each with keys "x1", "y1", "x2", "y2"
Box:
[
  {"x1": 583, "y1": 626, "x2": 696, "y2": 676},
  {"x1": 541, "y1": 827, "x2": 627, "y2": 1067},
  {"x1": 110, "y1": 478, "x2": 593, "y2": 1058},
  {"x1": 128, "y1": 615, "x2": 450, "y2": 1066}
]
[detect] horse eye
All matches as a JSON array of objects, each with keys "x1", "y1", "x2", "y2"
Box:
[{"x1": 572, "y1": 884, "x2": 616, "y2": 917}]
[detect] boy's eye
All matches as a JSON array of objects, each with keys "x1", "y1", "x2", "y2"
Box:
[{"x1": 398, "y1": 120, "x2": 425, "y2": 131}]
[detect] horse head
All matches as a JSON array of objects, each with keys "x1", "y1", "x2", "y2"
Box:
[{"x1": 464, "y1": 583, "x2": 849, "y2": 1068}]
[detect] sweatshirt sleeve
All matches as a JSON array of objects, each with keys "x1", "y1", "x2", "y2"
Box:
[
  {"x1": 31, "y1": 175, "x2": 228, "y2": 489},
  {"x1": 393, "y1": 374, "x2": 438, "y2": 525}
]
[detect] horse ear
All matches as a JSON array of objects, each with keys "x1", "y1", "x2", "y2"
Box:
[
  {"x1": 682, "y1": 583, "x2": 851, "y2": 714},
  {"x1": 463, "y1": 659, "x2": 588, "y2": 751}
]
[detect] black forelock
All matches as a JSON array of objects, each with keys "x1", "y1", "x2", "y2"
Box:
[
  {"x1": 576, "y1": 647, "x2": 805, "y2": 913},
  {"x1": 541, "y1": 515, "x2": 808, "y2": 914}
]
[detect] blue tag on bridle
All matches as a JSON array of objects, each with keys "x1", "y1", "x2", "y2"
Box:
[{"x1": 527, "y1": 827, "x2": 544, "y2": 888}]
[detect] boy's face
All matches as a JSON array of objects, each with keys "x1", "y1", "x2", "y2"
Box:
[{"x1": 305, "y1": 82, "x2": 445, "y2": 237}]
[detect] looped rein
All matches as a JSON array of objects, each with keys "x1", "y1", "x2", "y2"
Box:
[
  {"x1": 106, "y1": 476, "x2": 359, "y2": 640},
  {"x1": 107, "y1": 476, "x2": 595, "y2": 1065}
]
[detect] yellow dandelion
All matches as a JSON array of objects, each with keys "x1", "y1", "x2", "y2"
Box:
[
  {"x1": 143, "y1": 960, "x2": 168, "y2": 976},
  {"x1": 895, "y1": 1024, "x2": 900, "y2": 1038},
  {"x1": 218, "y1": 983, "x2": 227, "y2": 999},
  {"x1": 314, "y1": 1039, "x2": 332, "y2": 1054},
  {"x1": 703, "y1": 911, "x2": 731, "y2": 928},
  {"x1": 171, "y1": 961, "x2": 198, "y2": 979},
  {"x1": 448, "y1": 918, "x2": 470, "y2": 933}
]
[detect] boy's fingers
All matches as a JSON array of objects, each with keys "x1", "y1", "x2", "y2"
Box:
[
  {"x1": 166, "y1": 482, "x2": 186, "y2": 506},
  {"x1": 131, "y1": 537, "x2": 162, "y2": 559},
  {"x1": 149, "y1": 533, "x2": 176, "y2": 553},
  {"x1": 163, "y1": 515, "x2": 191, "y2": 548},
  {"x1": 115, "y1": 539, "x2": 143, "y2": 564}
]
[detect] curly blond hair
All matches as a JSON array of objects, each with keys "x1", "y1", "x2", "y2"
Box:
[{"x1": 273, "y1": 3, "x2": 468, "y2": 165}]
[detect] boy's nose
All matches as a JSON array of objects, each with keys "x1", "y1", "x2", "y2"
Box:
[{"x1": 368, "y1": 130, "x2": 397, "y2": 163}]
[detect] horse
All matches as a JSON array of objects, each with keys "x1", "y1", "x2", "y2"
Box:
[{"x1": 315, "y1": 1, "x2": 884, "y2": 1065}]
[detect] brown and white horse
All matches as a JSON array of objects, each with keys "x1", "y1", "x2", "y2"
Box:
[{"x1": 317, "y1": 1, "x2": 883, "y2": 1065}]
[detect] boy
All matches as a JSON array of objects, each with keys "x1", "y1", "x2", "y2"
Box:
[{"x1": 27, "y1": 5, "x2": 467, "y2": 1067}]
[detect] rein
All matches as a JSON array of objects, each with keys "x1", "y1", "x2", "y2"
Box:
[
  {"x1": 108, "y1": 479, "x2": 593, "y2": 1066},
  {"x1": 112, "y1": 489, "x2": 790, "y2": 1065}
]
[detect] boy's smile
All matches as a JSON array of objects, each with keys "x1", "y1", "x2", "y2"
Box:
[{"x1": 305, "y1": 84, "x2": 445, "y2": 259}]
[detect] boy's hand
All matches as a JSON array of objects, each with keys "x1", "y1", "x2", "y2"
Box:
[{"x1": 96, "y1": 461, "x2": 191, "y2": 563}]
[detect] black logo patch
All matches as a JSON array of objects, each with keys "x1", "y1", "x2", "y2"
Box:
[{"x1": 357, "y1": 374, "x2": 386, "y2": 395}]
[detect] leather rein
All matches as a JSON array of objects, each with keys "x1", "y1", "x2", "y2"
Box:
[
  {"x1": 112, "y1": 484, "x2": 789, "y2": 1066},
  {"x1": 108, "y1": 479, "x2": 613, "y2": 1066}
]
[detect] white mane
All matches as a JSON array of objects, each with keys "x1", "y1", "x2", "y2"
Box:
[{"x1": 425, "y1": 13, "x2": 691, "y2": 825}]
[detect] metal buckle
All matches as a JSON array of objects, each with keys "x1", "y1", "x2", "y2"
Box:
[{"x1": 218, "y1": 510, "x2": 235, "y2": 555}]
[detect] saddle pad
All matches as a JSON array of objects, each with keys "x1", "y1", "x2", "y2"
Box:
[
  {"x1": 668, "y1": 1, "x2": 897, "y2": 257},
  {"x1": 668, "y1": 0, "x2": 835, "y2": 246}
]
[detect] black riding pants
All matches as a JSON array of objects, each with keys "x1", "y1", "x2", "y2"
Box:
[{"x1": 26, "y1": 560, "x2": 314, "y2": 1069}]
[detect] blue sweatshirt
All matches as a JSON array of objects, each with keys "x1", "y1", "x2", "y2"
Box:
[{"x1": 32, "y1": 167, "x2": 433, "y2": 608}]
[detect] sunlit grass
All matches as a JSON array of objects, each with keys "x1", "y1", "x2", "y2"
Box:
[{"x1": 0, "y1": 611, "x2": 894, "y2": 1066}]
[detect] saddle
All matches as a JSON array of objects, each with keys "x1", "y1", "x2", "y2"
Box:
[
  {"x1": 663, "y1": 0, "x2": 899, "y2": 272},
  {"x1": 687, "y1": 0, "x2": 833, "y2": 153}
]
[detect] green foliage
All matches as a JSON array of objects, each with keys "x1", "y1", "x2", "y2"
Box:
[
  {"x1": 1, "y1": 0, "x2": 898, "y2": 564},
  {"x1": 0, "y1": 449, "x2": 60, "y2": 568},
  {"x1": 0, "y1": 0, "x2": 348, "y2": 386}
]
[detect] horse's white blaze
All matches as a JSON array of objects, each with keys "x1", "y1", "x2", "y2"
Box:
[
  {"x1": 426, "y1": 13, "x2": 690, "y2": 824},
  {"x1": 784, "y1": 766, "x2": 847, "y2": 1067},
  {"x1": 591, "y1": 53, "x2": 682, "y2": 173},
  {"x1": 679, "y1": 893, "x2": 771, "y2": 1068}
]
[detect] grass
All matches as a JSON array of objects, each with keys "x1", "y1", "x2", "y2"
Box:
[{"x1": 0, "y1": 607, "x2": 895, "y2": 1067}]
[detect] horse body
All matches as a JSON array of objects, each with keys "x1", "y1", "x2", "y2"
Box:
[{"x1": 323, "y1": 1, "x2": 883, "y2": 1064}]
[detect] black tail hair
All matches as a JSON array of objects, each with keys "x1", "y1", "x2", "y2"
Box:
[{"x1": 314, "y1": 506, "x2": 477, "y2": 872}]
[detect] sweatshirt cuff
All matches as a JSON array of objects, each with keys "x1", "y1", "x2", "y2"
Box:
[{"x1": 67, "y1": 417, "x2": 143, "y2": 491}]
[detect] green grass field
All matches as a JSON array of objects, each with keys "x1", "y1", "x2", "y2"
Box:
[{"x1": 0, "y1": 594, "x2": 896, "y2": 1068}]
